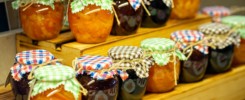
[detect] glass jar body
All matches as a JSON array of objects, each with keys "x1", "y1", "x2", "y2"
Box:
[
  {"x1": 170, "y1": 0, "x2": 200, "y2": 19},
  {"x1": 111, "y1": 0, "x2": 143, "y2": 36},
  {"x1": 11, "y1": 73, "x2": 30, "y2": 99},
  {"x1": 19, "y1": 3, "x2": 64, "y2": 40},
  {"x1": 31, "y1": 85, "x2": 80, "y2": 100},
  {"x1": 141, "y1": 0, "x2": 172, "y2": 27},
  {"x1": 68, "y1": 4, "x2": 114, "y2": 43},
  {"x1": 208, "y1": 45, "x2": 234, "y2": 73},
  {"x1": 146, "y1": 60, "x2": 180, "y2": 93},
  {"x1": 180, "y1": 50, "x2": 208, "y2": 83},
  {"x1": 233, "y1": 38, "x2": 245, "y2": 65},
  {"x1": 117, "y1": 69, "x2": 147, "y2": 100},
  {"x1": 77, "y1": 74, "x2": 119, "y2": 100}
]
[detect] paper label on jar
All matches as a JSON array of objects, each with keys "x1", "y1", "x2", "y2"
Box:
[
  {"x1": 122, "y1": 78, "x2": 147, "y2": 94},
  {"x1": 88, "y1": 84, "x2": 118, "y2": 100},
  {"x1": 211, "y1": 50, "x2": 233, "y2": 68},
  {"x1": 183, "y1": 58, "x2": 208, "y2": 76}
]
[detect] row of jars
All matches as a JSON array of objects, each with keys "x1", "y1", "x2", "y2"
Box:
[
  {"x1": 6, "y1": 20, "x2": 245, "y2": 100},
  {"x1": 13, "y1": 0, "x2": 201, "y2": 42}
]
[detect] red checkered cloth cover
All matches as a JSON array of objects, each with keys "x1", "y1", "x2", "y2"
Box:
[
  {"x1": 170, "y1": 30, "x2": 209, "y2": 54},
  {"x1": 202, "y1": 6, "x2": 231, "y2": 22}
]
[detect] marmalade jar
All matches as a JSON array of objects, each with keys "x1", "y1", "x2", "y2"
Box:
[
  {"x1": 199, "y1": 23, "x2": 240, "y2": 73},
  {"x1": 108, "y1": 46, "x2": 153, "y2": 100},
  {"x1": 221, "y1": 16, "x2": 245, "y2": 65},
  {"x1": 141, "y1": 0, "x2": 172, "y2": 27},
  {"x1": 171, "y1": 30, "x2": 209, "y2": 82},
  {"x1": 6, "y1": 50, "x2": 57, "y2": 100},
  {"x1": 30, "y1": 65, "x2": 84, "y2": 100},
  {"x1": 17, "y1": 2, "x2": 64, "y2": 40},
  {"x1": 170, "y1": 0, "x2": 200, "y2": 19},
  {"x1": 68, "y1": 1, "x2": 114, "y2": 43},
  {"x1": 111, "y1": 0, "x2": 143, "y2": 36},
  {"x1": 141, "y1": 38, "x2": 186, "y2": 92},
  {"x1": 74, "y1": 56, "x2": 125, "y2": 100}
]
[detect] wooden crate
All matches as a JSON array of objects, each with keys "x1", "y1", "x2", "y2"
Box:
[{"x1": 16, "y1": 14, "x2": 211, "y2": 66}]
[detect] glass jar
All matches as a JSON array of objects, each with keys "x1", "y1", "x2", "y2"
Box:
[
  {"x1": 141, "y1": 38, "x2": 186, "y2": 92},
  {"x1": 171, "y1": 30, "x2": 209, "y2": 82},
  {"x1": 7, "y1": 49, "x2": 57, "y2": 100},
  {"x1": 141, "y1": 0, "x2": 172, "y2": 27},
  {"x1": 19, "y1": 2, "x2": 64, "y2": 40},
  {"x1": 221, "y1": 16, "x2": 245, "y2": 65},
  {"x1": 170, "y1": 0, "x2": 200, "y2": 19},
  {"x1": 111, "y1": 0, "x2": 143, "y2": 36},
  {"x1": 30, "y1": 65, "x2": 83, "y2": 100},
  {"x1": 68, "y1": 1, "x2": 114, "y2": 43},
  {"x1": 74, "y1": 55, "x2": 126, "y2": 100},
  {"x1": 199, "y1": 23, "x2": 240, "y2": 73},
  {"x1": 202, "y1": 6, "x2": 230, "y2": 22},
  {"x1": 108, "y1": 46, "x2": 153, "y2": 100}
]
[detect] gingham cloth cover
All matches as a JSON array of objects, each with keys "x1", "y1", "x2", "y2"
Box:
[
  {"x1": 10, "y1": 49, "x2": 55, "y2": 81},
  {"x1": 128, "y1": 0, "x2": 141, "y2": 10},
  {"x1": 141, "y1": 38, "x2": 186, "y2": 66},
  {"x1": 202, "y1": 6, "x2": 230, "y2": 17},
  {"x1": 75, "y1": 55, "x2": 128, "y2": 81},
  {"x1": 12, "y1": 0, "x2": 63, "y2": 10},
  {"x1": 30, "y1": 65, "x2": 81, "y2": 100},
  {"x1": 170, "y1": 30, "x2": 209, "y2": 54},
  {"x1": 108, "y1": 46, "x2": 153, "y2": 78},
  {"x1": 222, "y1": 16, "x2": 245, "y2": 38},
  {"x1": 70, "y1": 0, "x2": 113, "y2": 13},
  {"x1": 199, "y1": 23, "x2": 241, "y2": 49}
]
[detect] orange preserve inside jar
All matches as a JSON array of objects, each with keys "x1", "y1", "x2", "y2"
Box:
[
  {"x1": 19, "y1": 2, "x2": 64, "y2": 40},
  {"x1": 68, "y1": 2, "x2": 114, "y2": 43},
  {"x1": 30, "y1": 65, "x2": 84, "y2": 100},
  {"x1": 141, "y1": 38, "x2": 186, "y2": 93},
  {"x1": 170, "y1": 0, "x2": 200, "y2": 19}
]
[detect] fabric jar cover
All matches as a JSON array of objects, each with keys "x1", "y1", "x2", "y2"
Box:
[
  {"x1": 202, "y1": 6, "x2": 230, "y2": 22},
  {"x1": 30, "y1": 65, "x2": 81, "y2": 100},
  {"x1": 108, "y1": 46, "x2": 153, "y2": 78},
  {"x1": 221, "y1": 15, "x2": 245, "y2": 39},
  {"x1": 128, "y1": 0, "x2": 141, "y2": 11},
  {"x1": 170, "y1": 30, "x2": 209, "y2": 54},
  {"x1": 10, "y1": 49, "x2": 56, "y2": 81},
  {"x1": 75, "y1": 55, "x2": 129, "y2": 81},
  {"x1": 140, "y1": 38, "x2": 187, "y2": 66},
  {"x1": 199, "y1": 23, "x2": 241, "y2": 49},
  {"x1": 12, "y1": 0, "x2": 64, "y2": 10}
]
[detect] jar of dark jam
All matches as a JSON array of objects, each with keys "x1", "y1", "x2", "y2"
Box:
[
  {"x1": 199, "y1": 23, "x2": 240, "y2": 73},
  {"x1": 108, "y1": 46, "x2": 153, "y2": 100},
  {"x1": 74, "y1": 55, "x2": 127, "y2": 100},
  {"x1": 6, "y1": 49, "x2": 57, "y2": 100},
  {"x1": 171, "y1": 30, "x2": 209, "y2": 82},
  {"x1": 141, "y1": 0, "x2": 172, "y2": 27},
  {"x1": 111, "y1": 0, "x2": 143, "y2": 36}
]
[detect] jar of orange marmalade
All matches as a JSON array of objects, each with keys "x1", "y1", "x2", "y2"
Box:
[
  {"x1": 170, "y1": 0, "x2": 200, "y2": 19},
  {"x1": 68, "y1": 0, "x2": 114, "y2": 43},
  {"x1": 141, "y1": 38, "x2": 186, "y2": 93},
  {"x1": 222, "y1": 16, "x2": 245, "y2": 65},
  {"x1": 12, "y1": 0, "x2": 64, "y2": 40},
  {"x1": 29, "y1": 65, "x2": 86, "y2": 100}
]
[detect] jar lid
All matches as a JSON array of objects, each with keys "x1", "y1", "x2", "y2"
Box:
[
  {"x1": 11, "y1": 49, "x2": 55, "y2": 81},
  {"x1": 202, "y1": 6, "x2": 230, "y2": 17},
  {"x1": 108, "y1": 46, "x2": 143, "y2": 60},
  {"x1": 31, "y1": 65, "x2": 81, "y2": 100},
  {"x1": 170, "y1": 30, "x2": 208, "y2": 54},
  {"x1": 199, "y1": 23, "x2": 231, "y2": 35},
  {"x1": 238, "y1": 28, "x2": 245, "y2": 38},
  {"x1": 12, "y1": 0, "x2": 63, "y2": 10},
  {"x1": 221, "y1": 15, "x2": 245, "y2": 27}
]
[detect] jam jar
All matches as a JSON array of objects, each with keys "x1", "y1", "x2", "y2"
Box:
[
  {"x1": 108, "y1": 46, "x2": 153, "y2": 100},
  {"x1": 141, "y1": 38, "x2": 186, "y2": 92},
  {"x1": 171, "y1": 30, "x2": 209, "y2": 82},
  {"x1": 111, "y1": 0, "x2": 143, "y2": 36},
  {"x1": 68, "y1": 1, "x2": 114, "y2": 43},
  {"x1": 202, "y1": 6, "x2": 230, "y2": 22},
  {"x1": 12, "y1": 0, "x2": 64, "y2": 40},
  {"x1": 141, "y1": 0, "x2": 172, "y2": 27},
  {"x1": 199, "y1": 23, "x2": 241, "y2": 73},
  {"x1": 29, "y1": 65, "x2": 84, "y2": 100},
  {"x1": 74, "y1": 55, "x2": 126, "y2": 100},
  {"x1": 6, "y1": 49, "x2": 58, "y2": 100},
  {"x1": 170, "y1": 0, "x2": 200, "y2": 19},
  {"x1": 221, "y1": 16, "x2": 245, "y2": 65}
]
